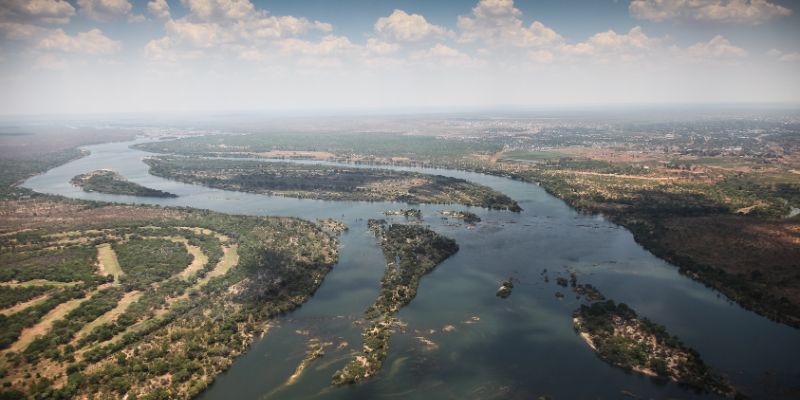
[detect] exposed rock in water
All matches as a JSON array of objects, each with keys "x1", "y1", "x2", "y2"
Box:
[
  {"x1": 441, "y1": 210, "x2": 481, "y2": 224},
  {"x1": 384, "y1": 209, "x2": 422, "y2": 219},
  {"x1": 496, "y1": 278, "x2": 514, "y2": 298}
]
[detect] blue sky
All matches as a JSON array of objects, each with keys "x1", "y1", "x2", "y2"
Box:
[{"x1": 1, "y1": 0, "x2": 799, "y2": 114}]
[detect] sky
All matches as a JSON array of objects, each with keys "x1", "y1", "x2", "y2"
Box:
[{"x1": 0, "y1": 0, "x2": 799, "y2": 115}]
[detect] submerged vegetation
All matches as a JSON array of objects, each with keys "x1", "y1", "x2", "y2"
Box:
[
  {"x1": 332, "y1": 222, "x2": 458, "y2": 385},
  {"x1": 71, "y1": 170, "x2": 177, "y2": 198},
  {"x1": 143, "y1": 156, "x2": 521, "y2": 211}
]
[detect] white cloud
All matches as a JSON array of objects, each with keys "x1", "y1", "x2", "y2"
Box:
[
  {"x1": 0, "y1": 22, "x2": 46, "y2": 40},
  {"x1": 277, "y1": 35, "x2": 356, "y2": 56},
  {"x1": 180, "y1": 0, "x2": 255, "y2": 21},
  {"x1": 165, "y1": 19, "x2": 230, "y2": 48},
  {"x1": 236, "y1": 15, "x2": 329, "y2": 40},
  {"x1": 147, "y1": 0, "x2": 171, "y2": 21},
  {"x1": 365, "y1": 38, "x2": 399, "y2": 55},
  {"x1": 767, "y1": 48, "x2": 800, "y2": 62},
  {"x1": 374, "y1": 9, "x2": 450, "y2": 42},
  {"x1": 779, "y1": 53, "x2": 800, "y2": 62},
  {"x1": 457, "y1": 0, "x2": 562, "y2": 48},
  {"x1": 411, "y1": 43, "x2": 481, "y2": 67},
  {"x1": 127, "y1": 14, "x2": 145, "y2": 23},
  {"x1": 77, "y1": 0, "x2": 132, "y2": 21},
  {"x1": 37, "y1": 28, "x2": 121, "y2": 54},
  {"x1": 0, "y1": 0, "x2": 75, "y2": 24},
  {"x1": 630, "y1": 0, "x2": 791, "y2": 24},
  {"x1": 560, "y1": 26, "x2": 658, "y2": 61},
  {"x1": 686, "y1": 35, "x2": 747, "y2": 58},
  {"x1": 529, "y1": 49, "x2": 554, "y2": 63}
]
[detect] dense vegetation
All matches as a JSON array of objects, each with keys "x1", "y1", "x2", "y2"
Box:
[
  {"x1": 114, "y1": 238, "x2": 193, "y2": 290},
  {"x1": 71, "y1": 170, "x2": 177, "y2": 198},
  {"x1": 574, "y1": 300, "x2": 733, "y2": 395},
  {"x1": 144, "y1": 156, "x2": 521, "y2": 211},
  {"x1": 332, "y1": 222, "x2": 458, "y2": 385},
  {"x1": 0, "y1": 286, "x2": 50, "y2": 309},
  {"x1": 0, "y1": 246, "x2": 100, "y2": 284},
  {"x1": 0, "y1": 202, "x2": 338, "y2": 399}
]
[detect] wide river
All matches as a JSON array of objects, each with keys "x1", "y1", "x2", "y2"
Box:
[{"x1": 24, "y1": 139, "x2": 800, "y2": 399}]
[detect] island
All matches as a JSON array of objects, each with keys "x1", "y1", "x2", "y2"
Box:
[
  {"x1": 384, "y1": 209, "x2": 422, "y2": 219},
  {"x1": 574, "y1": 300, "x2": 734, "y2": 396},
  {"x1": 143, "y1": 156, "x2": 521, "y2": 211},
  {"x1": 331, "y1": 222, "x2": 458, "y2": 385},
  {"x1": 71, "y1": 169, "x2": 177, "y2": 198},
  {"x1": 441, "y1": 210, "x2": 481, "y2": 224}
]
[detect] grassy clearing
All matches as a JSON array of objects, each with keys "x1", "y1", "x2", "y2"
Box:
[
  {"x1": 96, "y1": 243, "x2": 123, "y2": 283},
  {"x1": 72, "y1": 290, "x2": 142, "y2": 344},
  {"x1": 194, "y1": 244, "x2": 238, "y2": 288},
  {"x1": 180, "y1": 243, "x2": 208, "y2": 280}
]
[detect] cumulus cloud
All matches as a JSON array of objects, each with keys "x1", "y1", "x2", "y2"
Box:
[
  {"x1": 147, "y1": 0, "x2": 171, "y2": 21},
  {"x1": 560, "y1": 26, "x2": 658, "y2": 62},
  {"x1": 37, "y1": 28, "x2": 121, "y2": 54},
  {"x1": 128, "y1": 14, "x2": 145, "y2": 23},
  {"x1": 143, "y1": 0, "x2": 339, "y2": 66},
  {"x1": 365, "y1": 38, "x2": 400, "y2": 55},
  {"x1": 180, "y1": 0, "x2": 255, "y2": 21},
  {"x1": 236, "y1": 15, "x2": 331, "y2": 40},
  {"x1": 277, "y1": 35, "x2": 356, "y2": 56},
  {"x1": 630, "y1": 0, "x2": 792, "y2": 24},
  {"x1": 766, "y1": 48, "x2": 800, "y2": 62},
  {"x1": 685, "y1": 35, "x2": 747, "y2": 58},
  {"x1": 165, "y1": 19, "x2": 230, "y2": 48},
  {"x1": 457, "y1": 0, "x2": 562, "y2": 48},
  {"x1": 374, "y1": 9, "x2": 450, "y2": 42},
  {"x1": 0, "y1": 0, "x2": 75, "y2": 24},
  {"x1": 77, "y1": 0, "x2": 132, "y2": 21}
]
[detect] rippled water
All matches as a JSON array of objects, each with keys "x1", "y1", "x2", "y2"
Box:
[{"x1": 23, "y1": 139, "x2": 800, "y2": 399}]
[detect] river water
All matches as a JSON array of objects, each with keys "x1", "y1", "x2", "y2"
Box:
[{"x1": 23, "y1": 139, "x2": 800, "y2": 399}]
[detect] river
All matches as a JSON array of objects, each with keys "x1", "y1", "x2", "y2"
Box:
[{"x1": 23, "y1": 139, "x2": 800, "y2": 399}]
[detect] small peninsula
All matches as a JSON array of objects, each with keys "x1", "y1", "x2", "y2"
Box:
[{"x1": 71, "y1": 170, "x2": 177, "y2": 198}]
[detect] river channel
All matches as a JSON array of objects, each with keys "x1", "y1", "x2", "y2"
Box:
[{"x1": 23, "y1": 139, "x2": 800, "y2": 399}]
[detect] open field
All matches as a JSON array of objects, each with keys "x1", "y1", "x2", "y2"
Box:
[{"x1": 96, "y1": 244, "x2": 123, "y2": 283}]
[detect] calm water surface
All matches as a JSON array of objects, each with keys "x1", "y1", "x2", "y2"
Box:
[{"x1": 24, "y1": 139, "x2": 800, "y2": 399}]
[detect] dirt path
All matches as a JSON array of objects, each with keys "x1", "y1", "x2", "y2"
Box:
[
  {"x1": 179, "y1": 243, "x2": 209, "y2": 280},
  {"x1": 196, "y1": 244, "x2": 239, "y2": 286},
  {"x1": 71, "y1": 290, "x2": 142, "y2": 344},
  {"x1": 96, "y1": 243, "x2": 123, "y2": 283}
]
